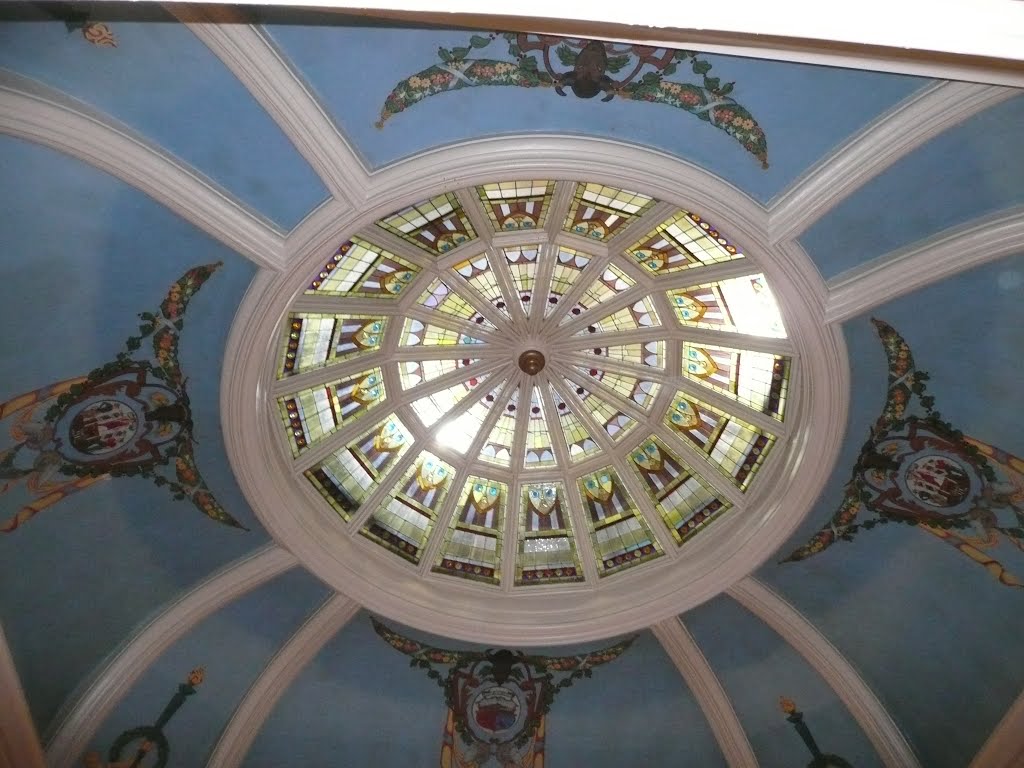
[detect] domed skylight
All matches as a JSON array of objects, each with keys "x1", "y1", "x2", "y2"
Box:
[{"x1": 274, "y1": 180, "x2": 791, "y2": 587}]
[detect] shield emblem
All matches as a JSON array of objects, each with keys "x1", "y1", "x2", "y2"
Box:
[
  {"x1": 673, "y1": 293, "x2": 707, "y2": 322},
  {"x1": 382, "y1": 269, "x2": 415, "y2": 295},
  {"x1": 372, "y1": 420, "x2": 406, "y2": 452},
  {"x1": 669, "y1": 398, "x2": 701, "y2": 430},
  {"x1": 526, "y1": 484, "x2": 558, "y2": 516},
  {"x1": 685, "y1": 346, "x2": 718, "y2": 377},
  {"x1": 634, "y1": 248, "x2": 664, "y2": 272},
  {"x1": 632, "y1": 440, "x2": 664, "y2": 472},
  {"x1": 471, "y1": 482, "x2": 500, "y2": 512},
  {"x1": 416, "y1": 458, "x2": 449, "y2": 491},
  {"x1": 351, "y1": 373, "x2": 383, "y2": 405},
  {"x1": 583, "y1": 472, "x2": 614, "y2": 502},
  {"x1": 353, "y1": 320, "x2": 383, "y2": 350}
]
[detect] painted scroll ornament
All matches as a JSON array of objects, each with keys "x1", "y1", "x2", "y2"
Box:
[
  {"x1": 378, "y1": 33, "x2": 768, "y2": 168},
  {"x1": 0, "y1": 263, "x2": 245, "y2": 533},
  {"x1": 783, "y1": 319, "x2": 1024, "y2": 588},
  {"x1": 374, "y1": 618, "x2": 633, "y2": 767}
]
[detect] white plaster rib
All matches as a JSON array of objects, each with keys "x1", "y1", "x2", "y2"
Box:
[
  {"x1": 166, "y1": 3, "x2": 370, "y2": 207},
  {"x1": 825, "y1": 205, "x2": 1024, "y2": 323},
  {"x1": 206, "y1": 594, "x2": 360, "y2": 768},
  {"x1": 0, "y1": 623, "x2": 46, "y2": 768},
  {"x1": 969, "y1": 686, "x2": 1024, "y2": 768},
  {"x1": 728, "y1": 578, "x2": 920, "y2": 768},
  {"x1": 769, "y1": 82, "x2": 1017, "y2": 243},
  {"x1": 651, "y1": 618, "x2": 758, "y2": 768},
  {"x1": 44, "y1": 545, "x2": 298, "y2": 768},
  {"x1": 0, "y1": 70, "x2": 287, "y2": 271}
]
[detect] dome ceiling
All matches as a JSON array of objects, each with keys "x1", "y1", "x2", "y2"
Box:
[
  {"x1": 0, "y1": 5, "x2": 1022, "y2": 768},
  {"x1": 276, "y1": 180, "x2": 791, "y2": 587}
]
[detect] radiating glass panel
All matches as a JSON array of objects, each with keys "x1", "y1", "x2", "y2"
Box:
[
  {"x1": 410, "y1": 373, "x2": 489, "y2": 428},
  {"x1": 627, "y1": 210, "x2": 743, "y2": 274},
  {"x1": 576, "y1": 467, "x2": 661, "y2": 576},
  {"x1": 401, "y1": 318, "x2": 485, "y2": 347},
  {"x1": 573, "y1": 297, "x2": 659, "y2": 334},
  {"x1": 278, "y1": 368, "x2": 384, "y2": 455},
  {"x1": 434, "y1": 384, "x2": 503, "y2": 455},
  {"x1": 550, "y1": 386, "x2": 600, "y2": 462},
  {"x1": 560, "y1": 264, "x2": 634, "y2": 324},
  {"x1": 452, "y1": 252, "x2": 510, "y2": 319},
  {"x1": 479, "y1": 388, "x2": 519, "y2": 467},
  {"x1": 399, "y1": 357, "x2": 477, "y2": 390},
  {"x1": 668, "y1": 274, "x2": 786, "y2": 338},
  {"x1": 665, "y1": 394, "x2": 775, "y2": 490},
  {"x1": 434, "y1": 476, "x2": 507, "y2": 583},
  {"x1": 681, "y1": 343, "x2": 790, "y2": 420},
  {"x1": 306, "y1": 238, "x2": 418, "y2": 297},
  {"x1": 564, "y1": 183, "x2": 655, "y2": 240},
  {"x1": 564, "y1": 378, "x2": 637, "y2": 441},
  {"x1": 516, "y1": 482, "x2": 584, "y2": 585},
  {"x1": 361, "y1": 451, "x2": 454, "y2": 563},
  {"x1": 627, "y1": 435, "x2": 731, "y2": 544},
  {"x1": 523, "y1": 386, "x2": 556, "y2": 468},
  {"x1": 546, "y1": 247, "x2": 592, "y2": 318},
  {"x1": 477, "y1": 180, "x2": 554, "y2": 231},
  {"x1": 574, "y1": 367, "x2": 660, "y2": 412},
  {"x1": 583, "y1": 341, "x2": 664, "y2": 368},
  {"x1": 305, "y1": 416, "x2": 412, "y2": 521},
  {"x1": 503, "y1": 244, "x2": 539, "y2": 316},
  {"x1": 280, "y1": 314, "x2": 384, "y2": 378},
  {"x1": 416, "y1": 279, "x2": 496, "y2": 330},
  {"x1": 376, "y1": 192, "x2": 476, "y2": 254}
]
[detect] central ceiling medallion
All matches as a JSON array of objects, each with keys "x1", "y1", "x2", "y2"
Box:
[{"x1": 517, "y1": 349, "x2": 546, "y2": 375}]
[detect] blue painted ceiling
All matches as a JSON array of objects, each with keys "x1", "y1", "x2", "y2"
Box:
[{"x1": 0, "y1": 4, "x2": 1021, "y2": 767}]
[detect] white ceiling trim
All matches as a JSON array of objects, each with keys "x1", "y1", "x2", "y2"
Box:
[
  {"x1": 206, "y1": 594, "x2": 360, "y2": 768},
  {"x1": 969, "y1": 686, "x2": 1024, "y2": 768},
  {"x1": 728, "y1": 578, "x2": 921, "y2": 768},
  {"x1": 825, "y1": 204, "x2": 1024, "y2": 323},
  {"x1": 166, "y1": 3, "x2": 371, "y2": 206},
  {"x1": 151, "y1": 1, "x2": 1024, "y2": 84},
  {"x1": 44, "y1": 545, "x2": 297, "y2": 768},
  {"x1": 769, "y1": 81, "x2": 1018, "y2": 243},
  {"x1": 651, "y1": 617, "x2": 758, "y2": 768},
  {"x1": 222, "y1": 136, "x2": 851, "y2": 645},
  {"x1": 0, "y1": 70, "x2": 288, "y2": 272},
  {"x1": 0, "y1": 623, "x2": 45, "y2": 768}
]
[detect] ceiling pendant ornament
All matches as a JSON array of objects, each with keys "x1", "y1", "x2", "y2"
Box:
[{"x1": 376, "y1": 33, "x2": 769, "y2": 168}]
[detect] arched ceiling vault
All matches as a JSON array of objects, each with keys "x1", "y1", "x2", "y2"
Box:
[{"x1": 1, "y1": 5, "x2": 1023, "y2": 768}]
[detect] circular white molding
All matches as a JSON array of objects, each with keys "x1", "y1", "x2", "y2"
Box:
[{"x1": 222, "y1": 135, "x2": 849, "y2": 645}]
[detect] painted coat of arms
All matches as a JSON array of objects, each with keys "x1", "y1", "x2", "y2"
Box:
[
  {"x1": 0, "y1": 263, "x2": 245, "y2": 533},
  {"x1": 374, "y1": 618, "x2": 632, "y2": 767},
  {"x1": 784, "y1": 319, "x2": 1024, "y2": 587},
  {"x1": 378, "y1": 32, "x2": 768, "y2": 168}
]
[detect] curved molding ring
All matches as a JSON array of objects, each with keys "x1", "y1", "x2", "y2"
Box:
[
  {"x1": 728, "y1": 577, "x2": 921, "y2": 768},
  {"x1": 826, "y1": 205, "x2": 1024, "y2": 323},
  {"x1": 167, "y1": 3, "x2": 370, "y2": 206},
  {"x1": 207, "y1": 595, "x2": 359, "y2": 768},
  {"x1": 0, "y1": 70, "x2": 286, "y2": 271},
  {"x1": 652, "y1": 618, "x2": 757, "y2": 768},
  {"x1": 0, "y1": 623, "x2": 45, "y2": 768},
  {"x1": 44, "y1": 545, "x2": 297, "y2": 768},
  {"x1": 222, "y1": 135, "x2": 850, "y2": 646},
  {"x1": 769, "y1": 81, "x2": 1017, "y2": 243}
]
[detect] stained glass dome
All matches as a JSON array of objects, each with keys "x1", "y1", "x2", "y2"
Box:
[{"x1": 270, "y1": 180, "x2": 796, "y2": 587}]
